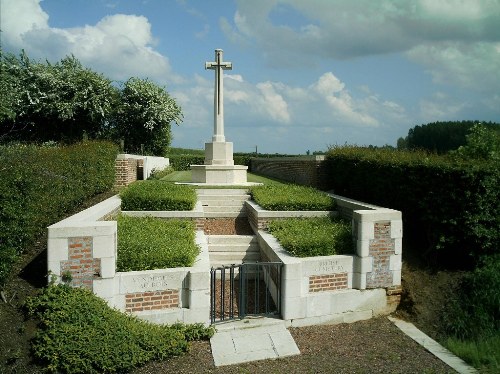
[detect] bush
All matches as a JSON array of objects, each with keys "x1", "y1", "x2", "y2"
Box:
[
  {"x1": 147, "y1": 166, "x2": 174, "y2": 180},
  {"x1": 117, "y1": 216, "x2": 199, "y2": 271},
  {"x1": 326, "y1": 146, "x2": 499, "y2": 266},
  {"x1": 0, "y1": 141, "x2": 118, "y2": 285},
  {"x1": 251, "y1": 184, "x2": 335, "y2": 211},
  {"x1": 24, "y1": 284, "x2": 213, "y2": 373},
  {"x1": 442, "y1": 255, "x2": 500, "y2": 341},
  {"x1": 268, "y1": 217, "x2": 353, "y2": 257},
  {"x1": 120, "y1": 181, "x2": 196, "y2": 211},
  {"x1": 168, "y1": 154, "x2": 205, "y2": 171}
]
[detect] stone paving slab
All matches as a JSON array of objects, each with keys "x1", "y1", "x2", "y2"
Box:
[
  {"x1": 388, "y1": 316, "x2": 478, "y2": 374},
  {"x1": 210, "y1": 318, "x2": 300, "y2": 367}
]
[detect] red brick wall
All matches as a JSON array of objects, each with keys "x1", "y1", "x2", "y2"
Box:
[
  {"x1": 366, "y1": 221, "x2": 394, "y2": 288},
  {"x1": 60, "y1": 237, "x2": 101, "y2": 290},
  {"x1": 125, "y1": 290, "x2": 179, "y2": 313},
  {"x1": 115, "y1": 158, "x2": 138, "y2": 187},
  {"x1": 309, "y1": 273, "x2": 348, "y2": 292}
]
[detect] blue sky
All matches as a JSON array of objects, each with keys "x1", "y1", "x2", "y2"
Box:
[{"x1": 2, "y1": 0, "x2": 499, "y2": 154}]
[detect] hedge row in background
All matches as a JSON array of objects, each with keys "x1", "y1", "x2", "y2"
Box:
[
  {"x1": 0, "y1": 141, "x2": 118, "y2": 285},
  {"x1": 120, "y1": 181, "x2": 196, "y2": 211},
  {"x1": 168, "y1": 154, "x2": 252, "y2": 171},
  {"x1": 25, "y1": 284, "x2": 214, "y2": 373},
  {"x1": 268, "y1": 217, "x2": 353, "y2": 257},
  {"x1": 251, "y1": 184, "x2": 335, "y2": 211},
  {"x1": 325, "y1": 146, "x2": 499, "y2": 266},
  {"x1": 117, "y1": 216, "x2": 199, "y2": 271}
]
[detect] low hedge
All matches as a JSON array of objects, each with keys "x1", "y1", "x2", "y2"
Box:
[
  {"x1": 24, "y1": 284, "x2": 214, "y2": 373},
  {"x1": 251, "y1": 184, "x2": 335, "y2": 211},
  {"x1": 268, "y1": 217, "x2": 353, "y2": 257},
  {"x1": 326, "y1": 146, "x2": 499, "y2": 266},
  {"x1": 168, "y1": 155, "x2": 204, "y2": 171},
  {"x1": 117, "y1": 216, "x2": 199, "y2": 271},
  {"x1": 0, "y1": 141, "x2": 118, "y2": 286},
  {"x1": 120, "y1": 181, "x2": 196, "y2": 211}
]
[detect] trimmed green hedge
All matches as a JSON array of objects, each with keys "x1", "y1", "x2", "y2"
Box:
[
  {"x1": 120, "y1": 181, "x2": 196, "y2": 211},
  {"x1": 251, "y1": 184, "x2": 335, "y2": 211},
  {"x1": 24, "y1": 284, "x2": 214, "y2": 373},
  {"x1": 0, "y1": 141, "x2": 118, "y2": 285},
  {"x1": 326, "y1": 146, "x2": 499, "y2": 266},
  {"x1": 117, "y1": 216, "x2": 199, "y2": 271},
  {"x1": 169, "y1": 155, "x2": 204, "y2": 171},
  {"x1": 268, "y1": 217, "x2": 353, "y2": 257},
  {"x1": 168, "y1": 154, "x2": 252, "y2": 170}
]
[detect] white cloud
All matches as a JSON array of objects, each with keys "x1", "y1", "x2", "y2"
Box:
[
  {"x1": 221, "y1": 0, "x2": 500, "y2": 93},
  {"x1": 256, "y1": 82, "x2": 291, "y2": 123},
  {"x1": 1, "y1": 0, "x2": 181, "y2": 84}
]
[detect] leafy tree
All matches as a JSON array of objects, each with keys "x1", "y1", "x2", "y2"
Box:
[
  {"x1": 406, "y1": 121, "x2": 478, "y2": 153},
  {"x1": 115, "y1": 77, "x2": 182, "y2": 156},
  {"x1": 451, "y1": 123, "x2": 500, "y2": 162},
  {"x1": 1, "y1": 51, "x2": 119, "y2": 142},
  {"x1": 0, "y1": 50, "x2": 21, "y2": 127}
]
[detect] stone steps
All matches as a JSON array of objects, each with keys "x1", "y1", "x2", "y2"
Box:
[
  {"x1": 208, "y1": 235, "x2": 261, "y2": 268},
  {"x1": 197, "y1": 188, "x2": 251, "y2": 217}
]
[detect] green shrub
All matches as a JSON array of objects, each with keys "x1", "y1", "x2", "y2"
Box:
[
  {"x1": 117, "y1": 216, "x2": 199, "y2": 271},
  {"x1": 251, "y1": 184, "x2": 335, "y2": 211},
  {"x1": 326, "y1": 146, "x2": 499, "y2": 266},
  {"x1": 0, "y1": 141, "x2": 118, "y2": 285},
  {"x1": 444, "y1": 333, "x2": 500, "y2": 372},
  {"x1": 24, "y1": 284, "x2": 213, "y2": 373},
  {"x1": 120, "y1": 180, "x2": 196, "y2": 211},
  {"x1": 147, "y1": 166, "x2": 174, "y2": 180},
  {"x1": 168, "y1": 154, "x2": 205, "y2": 171},
  {"x1": 442, "y1": 255, "x2": 500, "y2": 341},
  {"x1": 268, "y1": 217, "x2": 353, "y2": 257}
]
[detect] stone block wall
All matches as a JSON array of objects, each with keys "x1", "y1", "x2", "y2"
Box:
[
  {"x1": 251, "y1": 156, "x2": 328, "y2": 189},
  {"x1": 114, "y1": 154, "x2": 170, "y2": 188},
  {"x1": 47, "y1": 195, "x2": 210, "y2": 325}
]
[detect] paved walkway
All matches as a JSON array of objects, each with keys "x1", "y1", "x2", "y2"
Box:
[
  {"x1": 388, "y1": 316, "x2": 477, "y2": 374},
  {"x1": 210, "y1": 318, "x2": 300, "y2": 367}
]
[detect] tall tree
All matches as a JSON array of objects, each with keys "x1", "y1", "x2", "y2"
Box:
[
  {"x1": 1, "y1": 51, "x2": 118, "y2": 142},
  {"x1": 115, "y1": 77, "x2": 182, "y2": 156}
]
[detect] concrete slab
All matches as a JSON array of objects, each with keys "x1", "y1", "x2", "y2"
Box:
[
  {"x1": 210, "y1": 318, "x2": 300, "y2": 366},
  {"x1": 388, "y1": 316, "x2": 478, "y2": 374}
]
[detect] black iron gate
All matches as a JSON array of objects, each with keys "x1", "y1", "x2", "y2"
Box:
[{"x1": 210, "y1": 262, "x2": 282, "y2": 324}]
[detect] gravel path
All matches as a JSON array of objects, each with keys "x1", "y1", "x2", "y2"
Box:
[{"x1": 133, "y1": 317, "x2": 456, "y2": 374}]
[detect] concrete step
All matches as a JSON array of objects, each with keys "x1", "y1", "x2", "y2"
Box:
[
  {"x1": 208, "y1": 235, "x2": 257, "y2": 245},
  {"x1": 209, "y1": 243, "x2": 260, "y2": 253},
  {"x1": 203, "y1": 206, "x2": 246, "y2": 213},
  {"x1": 197, "y1": 189, "x2": 249, "y2": 196},
  {"x1": 200, "y1": 195, "x2": 250, "y2": 201},
  {"x1": 210, "y1": 252, "x2": 261, "y2": 262},
  {"x1": 210, "y1": 261, "x2": 264, "y2": 271}
]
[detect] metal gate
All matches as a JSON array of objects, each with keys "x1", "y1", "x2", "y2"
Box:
[{"x1": 210, "y1": 262, "x2": 282, "y2": 324}]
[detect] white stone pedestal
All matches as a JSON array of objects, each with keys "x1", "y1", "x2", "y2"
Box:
[
  {"x1": 191, "y1": 164, "x2": 248, "y2": 184},
  {"x1": 204, "y1": 141, "x2": 234, "y2": 165}
]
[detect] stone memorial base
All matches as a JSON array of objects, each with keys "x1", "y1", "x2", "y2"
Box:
[{"x1": 190, "y1": 164, "x2": 248, "y2": 184}]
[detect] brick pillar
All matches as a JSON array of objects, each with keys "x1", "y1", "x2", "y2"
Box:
[
  {"x1": 366, "y1": 221, "x2": 394, "y2": 288},
  {"x1": 60, "y1": 237, "x2": 101, "y2": 290}
]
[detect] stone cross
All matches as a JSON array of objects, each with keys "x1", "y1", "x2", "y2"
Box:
[{"x1": 205, "y1": 49, "x2": 232, "y2": 142}]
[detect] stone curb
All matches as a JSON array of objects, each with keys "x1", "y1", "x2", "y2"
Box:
[{"x1": 388, "y1": 316, "x2": 478, "y2": 374}]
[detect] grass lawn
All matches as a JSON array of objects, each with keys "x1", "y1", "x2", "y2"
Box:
[{"x1": 161, "y1": 171, "x2": 288, "y2": 185}]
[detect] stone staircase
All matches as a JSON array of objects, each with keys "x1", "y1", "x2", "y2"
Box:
[
  {"x1": 197, "y1": 189, "x2": 251, "y2": 218},
  {"x1": 208, "y1": 235, "x2": 261, "y2": 268},
  {"x1": 196, "y1": 189, "x2": 260, "y2": 268}
]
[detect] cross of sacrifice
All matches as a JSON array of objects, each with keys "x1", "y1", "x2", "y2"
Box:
[{"x1": 205, "y1": 49, "x2": 232, "y2": 142}]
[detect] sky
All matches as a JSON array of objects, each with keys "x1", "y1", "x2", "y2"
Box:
[{"x1": 1, "y1": 0, "x2": 499, "y2": 154}]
